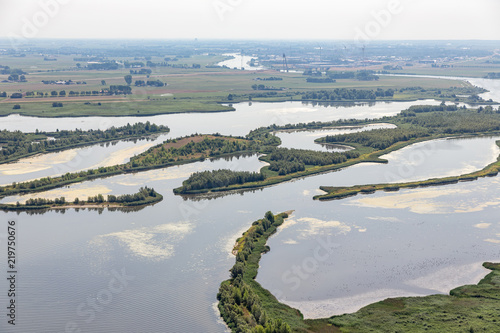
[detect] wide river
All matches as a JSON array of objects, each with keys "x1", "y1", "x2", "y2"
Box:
[{"x1": 1, "y1": 78, "x2": 500, "y2": 332}]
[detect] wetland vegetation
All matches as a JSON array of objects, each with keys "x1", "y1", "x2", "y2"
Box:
[
  {"x1": 3, "y1": 39, "x2": 500, "y2": 332},
  {"x1": 220, "y1": 211, "x2": 500, "y2": 332}
]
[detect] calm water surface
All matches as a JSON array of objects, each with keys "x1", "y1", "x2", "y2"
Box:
[{"x1": 1, "y1": 81, "x2": 500, "y2": 332}]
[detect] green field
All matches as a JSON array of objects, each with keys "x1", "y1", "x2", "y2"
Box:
[{"x1": 0, "y1": 53, "x2": 483, "y2": 117}]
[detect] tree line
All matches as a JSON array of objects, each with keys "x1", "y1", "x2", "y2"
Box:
[
  {"x1": 0, "y1": 122, "x2": 169, "y2": 164},
  {"x1": 398, "y1": 108, "x2": 500, "y2": 134},
  {"x1": 134, "y1": 80, "x2": 165, "y2": 87},
  {"x1": 218, "y1": 211, "x2": 293, "y2": 333},
  {"x1": 318, "y1": 127, "x2": 430, "y2": 150},
  {"x1": 317, "y1": 105, "x2": 500, "y2": 150},
  {"x1": 18, "y1": 187, "x2": 159, "y2": 208},
  {"x1": 176, "y1": 169, "x2": 265, "y2": 193},
  {"x1": 327, "y1": 70, "x2": 379, "y2": 81},
  {"x1": 267, "y1": 148, "x2": 360, "y2": 175},
  {"x1": 128, "y1": 135, "x2": 260, "y2": 168},
  {"x1": 301, "y1": 88, "x2": 394, "y2": 101}
]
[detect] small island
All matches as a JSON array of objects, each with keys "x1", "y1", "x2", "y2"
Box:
[
  {"x1": 0, "y1": 186, "x2": 162, "y2": 211},
  {"x1": 0, "y1": 121, "x2": 169, "y2": 164}
]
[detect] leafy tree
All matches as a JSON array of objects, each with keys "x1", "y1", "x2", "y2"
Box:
[
  {"x1": 124, "y1": 74, "x2": 132, "y2": 85},
  {"x1": 231, "y1": 262, "x2": 245, "y2": 279}
]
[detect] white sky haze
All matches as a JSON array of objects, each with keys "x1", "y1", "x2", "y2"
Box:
[{"x1": 0, "y1": 0, "x2": 499, "y2": 40}]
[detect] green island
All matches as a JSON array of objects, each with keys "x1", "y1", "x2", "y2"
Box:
[
  {"x1": 0, "y1": 186, "x2": 162, "y2": 211},
  {"x1": 0, "y1": 121, "x2": 169, "y2": 164},
  {"x1": 219, "y1": 211, "x2": 500, "y2": 332}
]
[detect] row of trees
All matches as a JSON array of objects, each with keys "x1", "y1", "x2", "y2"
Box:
[
  {"x1": 0, "y1": 67, "x2": 25, "y2": 76},
  {"x1": 485, "y1": 73, "x2": 500, "y2": 79},
  {"x1": 402, "y1": 103, "x2": 459, "y2": 115},
  {"x1": 399, "y1": 109, "x2": 500, "y2": 134},
  {"x1": 267, "y1": 148, "x2": 360, "y2": 175},
  {"x1": 218, "y1": 212, "x2": 292, "y2": 333},
  {"x1": 108, "y1": 85, "x2": 132, "y2": 95},
  {"x1": 107, "y1": 186, "x2": 158, "y2": 203},
  {"x1": 134, "y1": 80, "x2": 165, "y2": 87},
  {"x1": 306, "y1": 77, "x2": 335, "y2": 83},
  {"x1": 251, "y1": 84, "x2": 281, "y2": 91},
  {"x1": 317, "y1": 106, "x2": 500, "y2": 150},
  {"x1": 327, "y1": 70, "x2": 379, "y2": 81},
  {"x1": 128, "y1": 135, "x2": 259, "y2": 168},
  {"x1": 24, "y1": 197, "x2": 65, "y2": 206},
  {"x1": 301, "y1": 88, "x2": 393, "y2": 101},
  {"x1": 6, "y1": 74, "x2": 26, "y2": 82},
  {"x1": 319, "y1": 127, "x2": 431, "y2": 150},
  {"x1": 20, "y1": 187, "x2": 157, "y2": 207},
  {"x1": 177, "y1": 169, "x2": 265, "y2": 193},
  {"x1": 86, "y1": 61, "x2": 120, "y2": 70},
  {"x1": 16, "y1": 87, "x2": 133, "y2": 98},
  {"x1": 129, "y1": 68, "x2": 152, "y2": 75},
  {"x1": 0, "y1": 122, "x2": 169, "y2": 163}
]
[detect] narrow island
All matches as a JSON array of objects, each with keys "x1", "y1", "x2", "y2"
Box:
[
  {"x1": 0, "y1": 186, "x2": 162, "y2": 211},
  {"x1": 219, "y1": 211, "x2": 500, "y2": 332},
  {"x1": 0, "y1": 121, "x2": 169, "y2": 164}
]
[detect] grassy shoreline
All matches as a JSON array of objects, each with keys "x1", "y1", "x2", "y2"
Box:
[
  {"x1": 315, "y1": 139, "x2": 500, "y2": 200},
  {"x1": 0, "y1": 188, "x2": 163, "y2": 212},
  {"x1": 0, "y1": 132, "x2": 168, "y2": 165}
]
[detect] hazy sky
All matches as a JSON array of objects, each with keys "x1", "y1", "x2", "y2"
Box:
[{"x1": 0, "y1": 0, "x2": 499, "y2": 41}]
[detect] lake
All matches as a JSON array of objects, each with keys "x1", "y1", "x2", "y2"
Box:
[{"x1": 1, "y1": 79, "x2": 499, "y2": 332}]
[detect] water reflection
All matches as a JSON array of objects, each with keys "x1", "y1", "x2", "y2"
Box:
[{"x1": 2, "y1": 82, "x2": 500, "y2": 332}]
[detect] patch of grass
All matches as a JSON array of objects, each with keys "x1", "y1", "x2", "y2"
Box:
[
  {"x1": 0, "y1": 98, "x2": 234, "y2": 117},
  {"x1": 325, "y1": 263, "x2": 500, "y2": 332}
]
